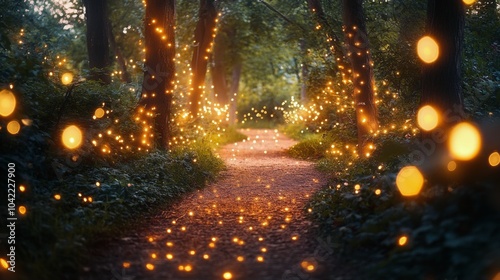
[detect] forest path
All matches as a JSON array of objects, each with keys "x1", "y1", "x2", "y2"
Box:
[{"x1": 83, "y1": 129, "x2": 348, "y2": 280}]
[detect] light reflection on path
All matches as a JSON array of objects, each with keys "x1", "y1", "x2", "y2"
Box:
[{"x1": 84, "y1": 129, "x2": 345, "y2": 280}]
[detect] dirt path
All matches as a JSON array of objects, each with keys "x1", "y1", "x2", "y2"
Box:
[{"x1": 83, "y1": 129, "x2": 348, "y2": 280}]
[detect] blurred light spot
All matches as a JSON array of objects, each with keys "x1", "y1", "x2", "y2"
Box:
[
  {"x1": 7, "y1": 120, "x2": 20, "y2": 135},
  {"x1": 62, "y1": 125, "x2": 83, "y2": 149},
  {"x1": 166, "y1": 253, "x2": 173, "y2": 260},
  {"x1": 449, "y1": 122, "x2": 481, "y2": 161},
  {"x1": 94, "y1": 108, "x2": 105, "y2": 119},
  {"x1": 447, "y1": 161, "x2": 457, "y2": 172},
  {"x1": 61, "y1": 72, "x2": 74, "y2": 85},
  {"x1": 396, "y1": 166, "x2": 424, "y2": 196},
  {"x1": 122, "y1": 262, "x2": 130, "y2": 268},
  {"x1": 184, "y1": 264, "x2": 192, "y2": 272},
  {"x1": 489, "y1": 152, "x2": 500, "y2": 167},
  {"x1": 0, "y1": 89, "x2": 16, "y2": 117},
  {"x1": 223, "y1": 272, "x2": 233, "y2": 279},
  {"x1": 417, "y1": 105, "x2": 439, "y2": 131},
  {"x1": 375, "y1": 189, "x2": 381, "y2": 195},
  {"x1": 19, "y1": 185, "x2": 26, "y2": 192},
  {"x1": 417, "y1": 36, "x2": 439, "y2": 63},
  {"x1": 1, "y1": 258, "x2": 8, "y2": 269},
  {"x1": 19, "y1": 206, "x2": 26, "y2": 215},
  {"x1": 146, "y1": 263, "x2": 154, "y2": 270},
  {"x1": 398, "y1": 235, "x2": 408, "y2": 246},
  {"x1": 463, "y1": 0, "x2": 476, "y2": 4},
  {"x1": 54, "y1": 194, "x2": 61, "y2": 200}
]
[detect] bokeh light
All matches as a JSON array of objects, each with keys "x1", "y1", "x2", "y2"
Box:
[
  {"x1": 7, "y1": 120, "x2": 21, "y2": 135},
  {"x1": 417, "y1": 105, "x2": 439, "y2": 131},
  {"x1": 61, "y1": 72, "x2": 74, "y2": 85},
  {"x1": 398, "y1": 235, "x2": 408, "y2": 246},
  {"x1": 449, "y1": 122, "x2": 481, "y2": 161},
  {"x1": 223, "y1": 272, "x2": 233, "y2": 279},
  {"x1": 462, "y1": 0, "x2": 476, "y2": 5},
  {"x1": 396, "y1": 166, "x2": 424, "y2": 196},
  {"x1": 94, "y1": 108, "x2": 105, "y2": 119},
  {"x1": 62, "y1": 125, "x2": 83, "y2": 149},
  {"x1": 19, "y1": 206, "x2": 27, "y2": 215},
  {"x1": 0, "y1": 89, "x2": 16, "y2": 117},
  {"x1": 489, "y1": 152, "x2": 500, "y2": 167},
  {"x1": 447, "y1": 161, "x2": 457, "y2": 172},
  {"x1": 417, "y1": 36, "x2": 439, "y2": 63}
]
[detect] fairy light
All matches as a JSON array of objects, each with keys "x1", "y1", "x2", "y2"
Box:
[
  {"x1": 396, "y1": 166, "x2": 424, "y2": 197},
  {"x1": 449, "y1": 122, "x2": 482, "y2": 161},
  {"x1": 0, "y1": 89, "x2": 16, "y2": 117},
  {"x1": 417, "y1": 36, "x2": 439, "y2": 63}
]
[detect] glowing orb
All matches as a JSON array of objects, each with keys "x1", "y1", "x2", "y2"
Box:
[
  {"x1": 449, "y1": 122, "x2": 481, "y2": 161},
  {"x1": 447, "y1": 161, "x2": 457, "y2": 172},
  {"x1": 417, "y1": 36, "x2": 439, "y2": 63},
  {"x1": 61, "y1": 72, "x2": 74, "y2": 85},
  {"x1": 417, "y1": 105, "x2": 439, "y2": 131},
  {"x1": 396, "y1": 166, "x2": 424, "y2": 196},
  {"x1": 94, "y1": 108, "x2": 105, "y2": 119},
  {"x1": 146, "y1": 263, "x2": 154, "y2": 270},
  {"x1": 0, "y1": 89, "x2": 16, "y2": 117},
  {"x1": 223, "y1": 272, "x2": 233, "y2": 279},
  {"x1": 398, "y1": 235, "x2": 408, "y2": 246},
  {"x1": 463, "y1": 0, "x2": 476, "y2": 5},
  {"x1": 7, "y1": 120, "x2": 21, "y2": 135},
  {"x1": 62, "y1": 125, "x2": 83, "y2": 149},
  {"x1": 19, "y1": 206, "x2": 26, "y2": 215},
  {"x1": 489, "y1": 152, "x2": 500, "y2": 167},
  {"x1": 54, "y1": 194, "x2": 61, "y2": 200},
  {"x1": 0, "y1": 258, "x2": 8, "y2": 269}
]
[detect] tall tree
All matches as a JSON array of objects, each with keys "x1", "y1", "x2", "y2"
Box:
[
  {"x1": 107, "y1": 21, "x2": 131, "y2": 83},
  {"x1": 139, "y1": 0, "x2": 176, "y2": 149},
  {"x1": 307, "y1": 0, "x2": 349, "y2": 78},
  {"x1": 189, "y1": 0, "x2": 217, "y2": 116},
  {"x1": 83, "y1": 0, "x2": 111, "y2": 83},
  {"x1": 342, "y1": 0, "x2": 378, "y2": 150},
  {"x1": 420, "y1": 0, "x2": 465, "y2": 131},
  {"x1": 211, "y1": 28, "x2": 229, "y2": 105}
]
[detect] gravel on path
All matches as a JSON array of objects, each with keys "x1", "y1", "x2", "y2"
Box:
[{"x1": 82, "y1": 129, "x2": 351, "y2": 280}]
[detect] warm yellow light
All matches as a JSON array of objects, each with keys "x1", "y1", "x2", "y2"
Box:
[
  {"x1": 1, "y1": 258, "x2": 8, "y2": 269},
  {"x1": 375, "y1": 189, "x2": 381, "y2": 195},
  {"x1": 417, "y1": 105, "x2": 439, "y2": 131},
  {"x1": 0, "y1": 89, "x2": 16, "y2": 117},
  {"x1": 123, "y1": 262, "x2": 130, "y2": 268},
  {"x1": 223, "y1": 272, "x2": 233, "y2": 279},
  {"x1": 449, "y1": 122, "x2": 481, "y2": 161},
  {"x1": 7, "y1": 120, "x2": 21, "y2": 135},
  {"x1": 417, "y1": 36, "x2": 439, "y2": 63},
  {"x1": 398, "y1": 235, "x2": 408, "y2": 246},
  {"x1": 488, "y1": 152, "x2": 500, "y2": 167},
  {"x1": 61, "y1": 72, "x2": 74, "y2": 85},
  {"x1": 62, "y1": 125, "x2": 83, "y2": 149},
  {"x1": 463, "y1": 0, "x2": 476, "y2": 5},
  {"x1": 19, "y1": 206, "x2": 26, "y2": 215},
  {"x1": 447, "y1": 161, "x2": 457, "y2": 172},
  {"x1": 396, "y1": 166, "x2": 424, "y2": 196},
  {"x1": 54, "y1": 194, "x2": 61, "y2": 200},
  {"x1": 146, "y1": 263, "x2": 154, "y2": 270},
  {"x1": 236, "y1": 256, "x2": 244, "y2": 262},
  {"x1": 184, "y1": 264, "x2": 192, "y2": 272},
  {"x1": 166, "y1": 253, "x2": 173, "y2": 260},
  {"x1": 94, "y1": 108, "x2": 105, "y2": 119}
]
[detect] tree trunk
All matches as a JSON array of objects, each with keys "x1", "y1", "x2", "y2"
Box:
[
  {"x1": 107, "y1": 21, "x2": 131, "y2": 83},
  {"x1": 307, "y1": 0, "x2": 349, "y2": 77},
  {"x1": 420, "y1": 0, "x2": 465, "y2": 132},
  {"x1": 299, "y1": 39, "x2": 308, "y2": 102},
  {"x1": 83, "y1": 0, "x2": 111, "y2": 84},
  {"x1": 342, "y1": 0, "x2": 378, "y2": 150},
  {"x1": 189, "y1": 0, "x2": 217, "y2": 116},
  {"x1": 229, "y1": 61, "x2": 242, "y2": 126},
  {"x1": 139, "y1": 0, "x2": 176, "y2": 150},
  {"x1": 211, "y1": 29, "x2": 228, "y2": 105}
]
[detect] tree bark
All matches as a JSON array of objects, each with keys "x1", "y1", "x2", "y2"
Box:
[
  {"x1": 299, "y1": 39, "x2": 308, "y2": 102},
  {"x1": 139, "y1": 0, "x2": 176, "y2": 150},
  {"x1": 83, "y1": 0, "x2": 111, "y2": 84},
  {"x1": 420, "y1": 0, "x2": 465, "y2": 132},
  {"x1": 342, "y1": 0, "x2": 378, "y2": 150},
  {"x1": 211, "y1": 29, "x2": 229, "y2": 105},
  {"x1": 228, "y1": 61, "x2": 242, "y2": 126},
  {"x1": 107, "y1": 21, "x2": 131, "y2": 83},
  {"x1": 189, "y1": 0, "x2": 217, "y2": 116}
]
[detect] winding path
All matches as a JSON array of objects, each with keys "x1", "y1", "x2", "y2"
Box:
[{"x1": 83, "y1": 129, "x2": 348, "y2": 280}]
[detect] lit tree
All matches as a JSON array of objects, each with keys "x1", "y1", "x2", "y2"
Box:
[
  {"x1": 189, "y1": 0, "x2": 218, "y2": 116},
  {"x1": 342, "y1": 0, "x2": 378, "y2": 149},
  {"x1": 83, "y1": 0, "x2": 111, "y2": 83},
  {"x1": 139, "y1": 0, "x2": 176, "y2": 149},
  {"x1": 420, "y1": 0, "x2": 465, "y2": 132}
]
